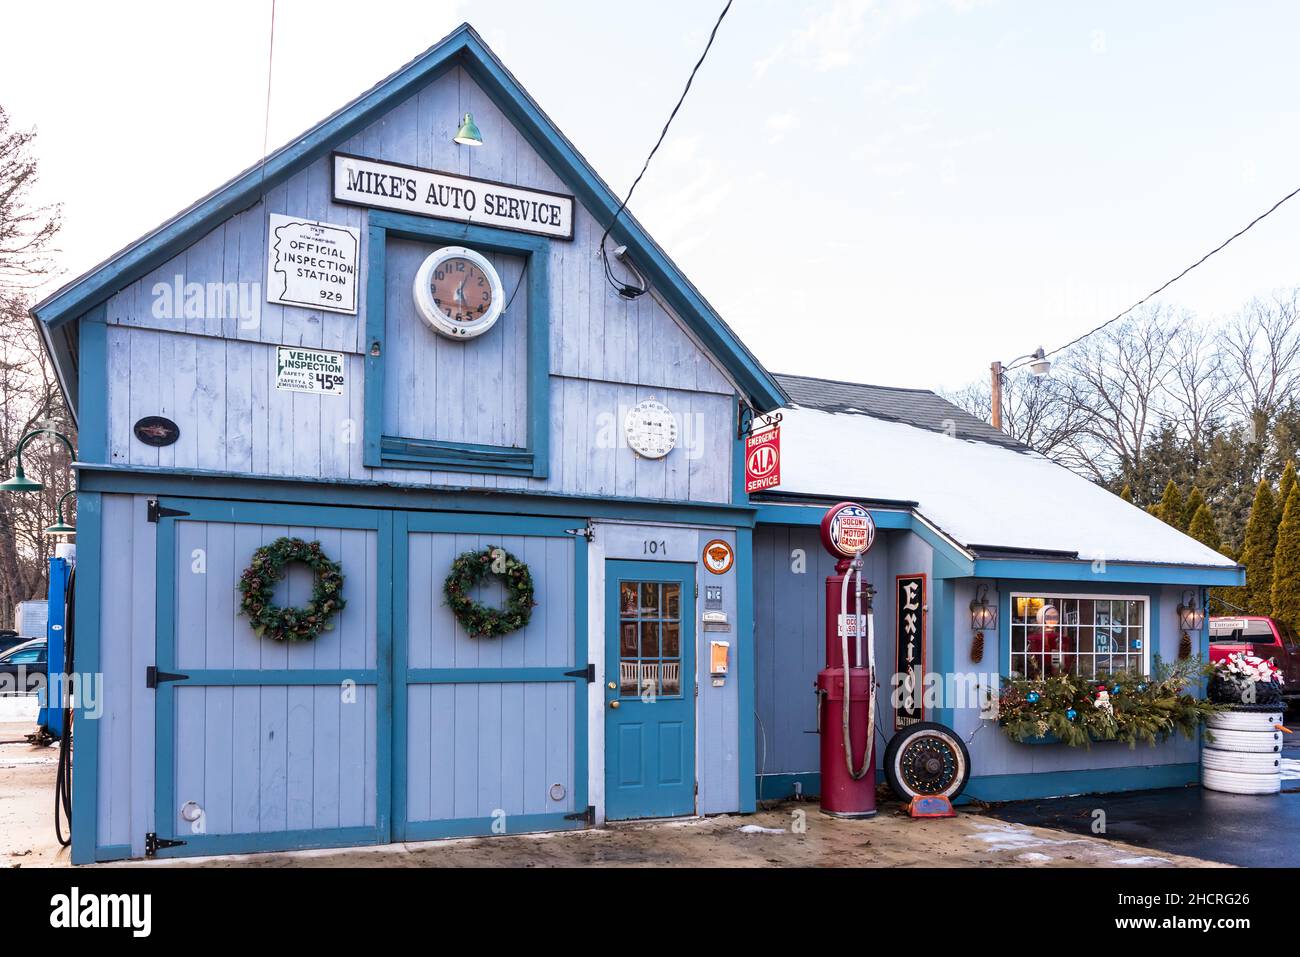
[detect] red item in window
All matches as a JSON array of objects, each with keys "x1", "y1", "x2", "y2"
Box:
[{"x1": 1026, "y1": 626, "x2": 1075, "y2": 675}]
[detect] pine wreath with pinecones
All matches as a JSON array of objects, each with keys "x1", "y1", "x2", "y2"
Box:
[
  {"x1": 443, "y1": 546, "x2": 537, "y2": 638},
  {"x1": 238, "y1": 536, "x2": 346, "y2": 642}
]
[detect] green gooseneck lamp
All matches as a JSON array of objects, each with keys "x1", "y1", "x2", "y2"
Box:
[
  {"x1": 0, "y1": 429, "x2": 75, "y2": 493},
  {"x1": 45, "y1": 488, "x2": 76, "y2": 538}
]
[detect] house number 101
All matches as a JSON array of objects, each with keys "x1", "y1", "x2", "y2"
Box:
[{"x1": 643, "y1": 540, "x2": 667, "y2": 555}]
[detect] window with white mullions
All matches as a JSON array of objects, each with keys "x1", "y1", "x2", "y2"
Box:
[
  {"x1": 617, "y1": 580, "x2": 683, "y2": 697},
  {"x1": 1009, "y1": 593, "x2": 1149, "y2": 679}
]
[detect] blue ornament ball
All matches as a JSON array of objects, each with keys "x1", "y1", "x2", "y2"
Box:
[
  {"x1": 1027, "y1": 692, "x2": 1040, "y2": 703},
  {"x1": 1112, "y1": 685, "x2": 1121, "y2": 694},
  {"x1": 1066, "y1": 708, "x2": 1078, "y2": 721}
]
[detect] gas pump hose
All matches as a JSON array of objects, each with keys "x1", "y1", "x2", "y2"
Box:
[
  {"x1": 839, "y1": 555, "x2": 874, "y2": 780},
  {"x1": 54, "y1": 566, "x2": 74, "y2": 848}
]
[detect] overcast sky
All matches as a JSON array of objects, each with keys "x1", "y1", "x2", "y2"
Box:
[{"x1": 4, "y1": 0, "x2": 1299, "y2": 391}]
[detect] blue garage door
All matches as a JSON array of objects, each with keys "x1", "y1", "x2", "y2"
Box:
[
  {"x1": 150, "y1": 499, "x2": 391, "y2": 859},
  {"x1": 394, "y1": 513, "x2": 590, "y2": 840}
]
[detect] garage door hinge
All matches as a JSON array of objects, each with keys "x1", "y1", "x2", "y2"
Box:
[
  {"x1": 564, "y1": 663, "x2": 595, "y2": 683},
  {"x1": 147, "y1": 499, "x2": 190, "y2": 523},
  {"x1": 564, "y1": 805, "x2": 595, "y2": 826},
  {"x1": 146, "y1": 666, "x2": 190, "y2": 689},
  {"x1": 144, "y1": 833, "x2": 186, "y2": 857},
  {"x1": 564, "y1": 523, "x2": 594, "y2": 541}
]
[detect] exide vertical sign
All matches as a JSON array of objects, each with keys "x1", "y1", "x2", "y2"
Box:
[{"x1": 744, "y1": 425, "x2": 781, "y2": 494}]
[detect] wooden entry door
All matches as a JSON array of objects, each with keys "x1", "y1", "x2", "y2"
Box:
[{"x1": 604, "y1": 560, "x2": 696, "y2": 820}]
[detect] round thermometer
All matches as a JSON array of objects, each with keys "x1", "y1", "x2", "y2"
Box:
[{"x1": 624, "y1": 398, "x2": 677, "y2": 459}]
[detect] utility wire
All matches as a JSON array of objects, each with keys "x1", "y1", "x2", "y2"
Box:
[
  {"x1": 1043, "y1": 181, "x2": 1300, "y2": 360},
  {"x1": 259, "y1": 0, "x2": 278, "y2": 191},
  {"x1": 599, "y1": 0, "x2": 734, "y2": 298}
]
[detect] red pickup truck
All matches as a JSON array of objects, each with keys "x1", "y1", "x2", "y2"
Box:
[{"x1": 1209, "y1": 615, "x2": 1300, "y2": 698}]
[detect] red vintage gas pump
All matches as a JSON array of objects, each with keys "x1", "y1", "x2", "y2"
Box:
[{"x1": 816, "y1": 502, "x2": 878, "y2": 817}]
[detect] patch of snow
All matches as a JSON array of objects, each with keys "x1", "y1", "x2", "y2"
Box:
[
  {"x1": 1111, "y1": 855, "x2": 1172, "y2": 866},
  {"x1": 1280, "y1": 758, "x2": 1300, "y2": 780},
  {"x1": 966, "y1": 820, "x2": 1091, "y2": 853},
  {"x1": 777, "y1": 408, "x2": 1236, "y2": 567},
  {"x1": 1015, "y1": 852, "x2": 1052, "y2": 863},
  {"x1": 738, "y1": 824, "x2": 786, "y2": 835}
]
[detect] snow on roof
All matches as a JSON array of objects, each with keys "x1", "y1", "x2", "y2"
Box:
[{"x1": 777, "y1": 406, "x2": 1236, "y2": 569}]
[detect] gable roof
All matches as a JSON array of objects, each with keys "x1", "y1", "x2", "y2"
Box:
[
  {"x1": 31, "y1": 22, "x2": 787, "y2": 414},
  {"x1": 776, "y1": 372, "x2": 1027, "y2": 451}
]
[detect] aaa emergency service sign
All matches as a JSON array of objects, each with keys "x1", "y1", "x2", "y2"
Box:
[
  {"x1": 744, "y1": 425, "x2": 781, "y2": 493},
  {"x1": 276, "y1": 347, "x2": 346, "y2": 396}
]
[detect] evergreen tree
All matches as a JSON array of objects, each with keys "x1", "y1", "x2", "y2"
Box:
[
  {"x1": 1119, "y1": 484, "x2": 1133, "y2": 503},
  {"x1": 1187, "y1": 502, "x2": 1221, "y2": 552},
  {"x1": 1273, "y1": 485, "x2": 1300, "y2": 631},
  {"x1": 1156, "y1": 479, "x2": 1185, "y2": 529},
  {"x1": 1277, "y1": 461, "x2": 1297, "y2": 534},
  {"x1": 1182, "y1": 486, "x2": 1206, "y2": 530},
  {"x1": 1241, "y1": 480, "x2": 1279, "y2": 615}
]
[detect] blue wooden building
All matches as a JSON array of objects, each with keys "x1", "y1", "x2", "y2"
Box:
[{"x1": 33, "y1": 24, "x2": 1242, "y2": 864}]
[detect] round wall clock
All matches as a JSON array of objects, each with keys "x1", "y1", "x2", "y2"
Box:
[
  {"x1": 624, "y1": 398, "x2": 677, "y2": 459},
  {"x1": 412, "y1": 245, "x2": 505, "y2": 340}
]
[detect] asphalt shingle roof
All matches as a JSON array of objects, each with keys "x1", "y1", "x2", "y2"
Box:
[{"x1": 774, "y1": 373, "x2": 1028, "y2": 450}]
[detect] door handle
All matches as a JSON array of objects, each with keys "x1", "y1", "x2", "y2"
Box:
[{"x1": 609, "y1": 700, "x2": 620, "y2": 709}]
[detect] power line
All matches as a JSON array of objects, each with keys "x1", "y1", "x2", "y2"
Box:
[
  {"x1": 599, "y1": 0, "x2": 734, "y2": 298},
  {"x1": 259, "y1": 0, "x2": 278, "y2": 191},
  {"x1": 1042, "y1": 181, "x2": 1300, "y2": 360}
]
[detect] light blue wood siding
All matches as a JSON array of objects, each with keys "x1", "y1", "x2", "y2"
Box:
[
  {"x1": 404, "y1": 532, "x2": 576, "y2": 824},
  {"x1": 96, "y1": 64, "x2": 738, "y2": 502}
]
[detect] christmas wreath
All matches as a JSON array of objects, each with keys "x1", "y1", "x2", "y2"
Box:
[
  {"x1": 238, "y1": 536, "x2": 346, "y2": 642},
  {"x1": 443, "y1": 546, "x2": 536, "y2": 638}
]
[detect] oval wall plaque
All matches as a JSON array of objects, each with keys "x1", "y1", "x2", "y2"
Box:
[{"x1": 134, "y1": 416, "x2": 181, "y2": 447}]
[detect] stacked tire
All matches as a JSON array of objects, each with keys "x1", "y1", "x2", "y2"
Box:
[{"x1": 1201, "y1": 707, "x2": 1284, "y2": 794}]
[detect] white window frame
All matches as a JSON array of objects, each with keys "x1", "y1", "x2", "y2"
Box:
[{"x1": 1008, "y1": 591, "x2": 1151, "y2": 678}]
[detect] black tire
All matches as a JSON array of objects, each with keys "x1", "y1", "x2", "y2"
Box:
[
  {"x1": 1222, "y1": 701, "x2": 1292, "y2": 714},
  {"x1": 883, "y1": 721, "x2": 972, "y2": 802},
  {"x1": 1208, "y1": 675, "x2": 1283, "y2": 706}
]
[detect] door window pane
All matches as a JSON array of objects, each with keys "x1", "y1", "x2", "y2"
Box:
[{"x1": 617, "y1": 578, "x2": 685, "y2": 698}]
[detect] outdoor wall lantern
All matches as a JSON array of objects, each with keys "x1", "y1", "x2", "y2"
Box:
[
  {"x1": 0, "y1": 429, "x2": 75, "y2": 493},
  {"x1": 969, "y1": 584, "x2": 996, "y2": 663},
  {"x1": 1178, "y1": 589, "x2": 1205, "y2": 632},
  {"x1": 970, "y1": 584, "x2": 997, "y2": 631},
  {"x1": 453, "y1": 112, "x2": 483, "y2": 146}
]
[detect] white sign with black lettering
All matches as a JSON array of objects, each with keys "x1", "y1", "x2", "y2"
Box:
[
  {"x1": 276, "y1": 347, "x2": 346, "y2": 396},
  {"x1": 266, "y1": 214, "x2": 360, "y2": 315},
  {"x1": 332, "y1": 152, "x2": 575, "y2": 240}
]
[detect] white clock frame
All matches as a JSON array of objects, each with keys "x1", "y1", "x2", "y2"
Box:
[
  {"x1": 412, "y1": 245, "x2": 506, "y2": 340},
  {"x1": 624, "y1": 398, "x2": 678, "y2": 459}
]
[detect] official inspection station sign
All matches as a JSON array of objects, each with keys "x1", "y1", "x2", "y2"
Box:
[
  {"x1": 276, "y1": 347, "x2": 346, "y2": 396},
  {"x1": 332, "y1": 152, "x2": 575, "y2": 240},
  {"x1": 266, "y1": 214, "x2": 360, "y2": 315}
]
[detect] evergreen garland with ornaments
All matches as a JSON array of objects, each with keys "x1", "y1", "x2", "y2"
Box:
[{"x1": 997, "y1": 656, "x2": 1220, "y2": 748}]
